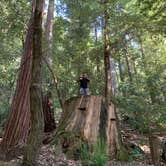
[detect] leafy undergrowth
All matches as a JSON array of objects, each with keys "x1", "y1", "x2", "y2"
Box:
[{"x1": 79, "y1": 139, "x2": 107, "y2": 166}]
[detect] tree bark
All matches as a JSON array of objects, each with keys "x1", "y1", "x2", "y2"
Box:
[
  {"x1": 106, "y1": 105, "x2": 119, "y2": 158},
  {"x1": 118, "y1": 57, "x2": 124, "y2": 82},
  {"x1": 21, "y1": 0, "x2": 44, "y2": 165},
  {"x1": 94, "y1": 23, "x2": 100, "y2": 73},
  {"x1": 45, "y1": 0, "x2": 54, "y2": 56},
  {"x1": 44, "y1": 58, "x2": 63, "y2": 109},
  {"x1": 124, "y1": 50, "x2": 133, "y2": 82},
  {"x1": 102, "y1": 0, "x2": 126, "y2": 160},
  {"x1": 53, "y1": 96, "x2": 128, "y2": 160},
  {"x1": 110, "y1": 49, "x2": 117, "y2": 96},
  {"x1": 103, "y1": 0, "x2": 111, "y2": 104},
  {"x1": 132, "y1": 58, "x2": 137, "y2": 81},
  {"x1": 44, "y1": 0, "x2": 63, "y2": 109},
  {"x1": 42, "y1": 92, "x2": 56, "y2": 132},
  {"x1": 162, "y1": 141, "x2": 166, "y2": 162},
  {"x1": 123, "y1": 38, "x2": 133, "y2": 82},
  {"x1": 0, "y1": 12, "x2": 34, "y2": 159},
  {"x1": 53, "y1": 96, "x2": 107, "y2": 159},
  {"x1": 149, "y1": 135, "x2": 161, "y2": 166},
  {"x1": 42, "y1": 0, "x2": 59, "y2": 130}
]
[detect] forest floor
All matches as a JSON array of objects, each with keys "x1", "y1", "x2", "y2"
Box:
[
  {"x1": 107, "y1": 119, "x2": 166, "y2": 166},
  {"x1": 0, "y1": 120, "x2": 166, "y2": 166}
]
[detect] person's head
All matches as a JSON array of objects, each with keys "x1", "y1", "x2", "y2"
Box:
[{"x1": 82, "y1": 71, "x2": 87, "y2": 78}]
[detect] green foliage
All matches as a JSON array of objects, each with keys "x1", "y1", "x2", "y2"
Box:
[
  {"x1": 128, "y1": 147, "x2": 144, "y2": 161},
  {"x1": 0, "y1": 163, "x2": 11, "y2": 166},
  {"x1": 80, "y1": 139, "x2": 107, "y2": 166},
  {"x1": 118, "y1": 146, "x2": 129, "y2": 161}
]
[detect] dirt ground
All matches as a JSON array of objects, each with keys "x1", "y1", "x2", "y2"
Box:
[{"x1": 0, "y1": 120, "x2": 166, "y2": 166}]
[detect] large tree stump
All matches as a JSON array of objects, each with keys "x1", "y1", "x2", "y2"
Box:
[{"x1": 53, "y1": 95, "x2": 127, "y2": 160}]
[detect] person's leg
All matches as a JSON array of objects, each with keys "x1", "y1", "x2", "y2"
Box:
[
  {"x1": 80, "y1": 88, "x2": 84, "y2": 95},
  {"x1": 85, "y1": 88, "x2": 91, "y2": 95}
]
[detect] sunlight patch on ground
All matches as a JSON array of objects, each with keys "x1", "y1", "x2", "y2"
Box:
[{"x1": 140, "y1": 145, "x2": 150, "y2": 153}]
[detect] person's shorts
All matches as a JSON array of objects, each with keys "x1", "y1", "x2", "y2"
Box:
[{"x1": 80, "y1": 88, "x2": 91, "y2": 95}]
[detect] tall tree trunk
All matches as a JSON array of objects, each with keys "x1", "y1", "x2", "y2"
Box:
[
  {"x1": 149, "y1": 135, "x2": 161, "y2": 166},
  {"x1": 21, "y1": 0, "x2": 44, "y2": 165},
  {"x1": 103, "y1": 0, "x2": 126, "y2": 160},
  {"x1": 45, "y1": 0, "x2": 54, "y2": 56},
  {"x1": 44, "y1": 58, "x2": 63, "y2": 109},
  {"x1": 124, "y1": 49, "x2": 133, "y2": 82},
  {"x1": 118, "y1": 57, "x2": 124, "y2": 82},
  {"x1": 42, "y1": 92, "x2": 56, "y2": 132},
  {"x1": 94, "y1": 23, "x2": 98, "y2": 44},
  {"x1": 137, "y1": 34, "x2": 145, "y2": 61},
  {"x1": 42, "y1": 0, "x2": 57, "y2": 131},
  {"x1": 110, "y1": 49, "x2": 117, "y2": 96},
  {"x1": 44, "y1": 0, "x2": 63, "y2": 109},
  {"x1": 103, "y1": 0, "x2": 120, "y2": 158},
  {"x1": 103, "y1": 0, "x2": 111, "y2": 104},
  {"x1": 123, "y1": 38, "x2": 133, "y2": 82},
  {"x1": 94, "y1": 23, "x2": 100, "y2": 73},
  {"x1": 132, "y1": 58, "x2": 137, "y2": 80},
  {"x1": 0, "y1": 12, "x2": 34, "y2": 158}
]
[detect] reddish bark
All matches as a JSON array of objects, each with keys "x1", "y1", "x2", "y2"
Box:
[
  {"x1": 0, "y1": 14, "x2": 34, "y2": 156},
  {"x1": 21, "y1": 0, "x2": 44, "y2": 164},
  {"x1": 42, "y1": 92, "x2": 56, "y2": 132}
]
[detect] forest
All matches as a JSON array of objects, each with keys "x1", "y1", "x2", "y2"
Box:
[{"x1": 0, "y1": 0, "x2": 166, "y2": 165}]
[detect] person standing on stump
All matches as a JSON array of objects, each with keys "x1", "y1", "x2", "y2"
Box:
[{"x1": 79, "y1": 71, "x2": 91, "y2": 95}]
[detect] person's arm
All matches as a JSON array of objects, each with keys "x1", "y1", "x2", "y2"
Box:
[
  {"x1": 86, "y1": 77, "x2": 90, "y2": 82},
  {"x1": 77, "y1": 76, "x2": 83, "y2": 83}
]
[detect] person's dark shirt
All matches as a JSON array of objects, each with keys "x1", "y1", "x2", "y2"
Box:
[{"x1": 79, "y1": 77, "x2": 90, "y2": 89}]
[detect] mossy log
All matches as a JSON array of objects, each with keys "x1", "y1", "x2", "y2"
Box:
[{"x1": 54, "y1": 95, "x2": 126, "y2": 159}]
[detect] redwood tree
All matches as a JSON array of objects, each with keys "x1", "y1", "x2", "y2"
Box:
[
  {"x1": 42, "y1": 0, "x2": 56, "y2": 132},
  {"x1": 22, "y1": 0, "x2": 44, "y2": 165},
  {"x1": 103, "y1": 0, "x2": 111, "y2": 104},
  {"x1": 44, "y1": 0, "x2": 63, "y2": 109},
  {"x1": 0, "y1": 11, "x2": 34, "y2": 158}
]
